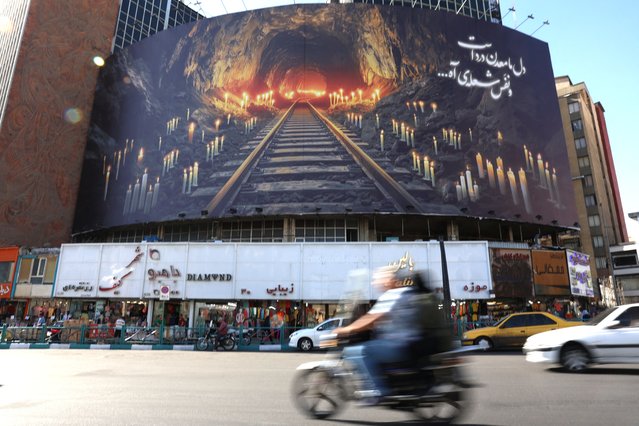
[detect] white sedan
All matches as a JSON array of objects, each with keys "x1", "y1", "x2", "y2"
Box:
[
  {"x1": 523, "y1": 303, "x2": 639, "y2": 371},
  {"x1": 288, "y1": 317, "x2": 349, "y2": 352}
]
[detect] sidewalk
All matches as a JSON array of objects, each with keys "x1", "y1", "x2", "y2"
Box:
[{"x1": 0, "y1": 342, "x2": 289, "y2": 351}]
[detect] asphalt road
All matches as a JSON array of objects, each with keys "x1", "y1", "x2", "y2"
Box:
[{"x1": 0, "y1": 349, "x2": 637, "y2": 425}]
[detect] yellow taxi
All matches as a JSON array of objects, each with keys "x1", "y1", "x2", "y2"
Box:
[{"x1": 461, "y1": 312, "x2": 580, "y2": 349}]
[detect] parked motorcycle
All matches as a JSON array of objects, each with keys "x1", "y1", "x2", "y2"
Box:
[
  {"x1": 196, "y1": 321, "x2": 236, "y2": 351},
  {"x1": 292, "y1": 334, "x2": 477, "y2": 423}
]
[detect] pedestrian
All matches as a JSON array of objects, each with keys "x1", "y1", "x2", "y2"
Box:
[{"x1": 115, "y1": 317, "x2": 125, "y2": 338}]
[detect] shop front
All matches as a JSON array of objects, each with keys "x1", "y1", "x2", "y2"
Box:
[
  {"x1": 0, "y1": 246, "x2": 20, "y2": 324},
  {"x1": 54, "y1": 241, "x2": 495, "y2": 331}
]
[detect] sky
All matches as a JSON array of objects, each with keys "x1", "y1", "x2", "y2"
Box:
[{"x1": 185, "y1": 0, "x2": 639, "y2": 243}]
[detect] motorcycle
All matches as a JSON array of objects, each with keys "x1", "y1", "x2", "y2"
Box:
[
  {"x1": 195, "y1": 321, "x2": 236, "y2": 351},
  {"x1": 292, "y1": 333, "x2": 477, "y2": 422}
]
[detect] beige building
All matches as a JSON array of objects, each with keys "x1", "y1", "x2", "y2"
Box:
[{"x1": 555, "y1": 76, "x2": 628, "y2": 299}]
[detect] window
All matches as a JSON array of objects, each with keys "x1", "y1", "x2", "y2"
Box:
[
  {"x1": 574, "y1": 137, "x2": 586, "y2": 150},
  {"x1": 595, "y1": 257, "x2": 608, "y2": 269},
  {"x1": 614, "y1": 307, "x2": 639, "y2": 327},
  {"x1": 592, "y1": 236, "x2": 604, "y2": 248},
  {"x1": 612, "y1": 252, "x2": 638, "y2": 268},
  {"x1": 220, "y1": 220, "x2": 283, "y2": 242},
  {"x1": 0, "y1": 261, "x2": 15, "y2": 283},
  {"x1": 294, "y1": 219, "x2": 358, "y2": 243},
  {"x1": 501, "y1": 315, "x2": 527, "y2": 328},
  {"x1": 30, "y1": 258, "x2": 46, "y2": 284},
  {"x1": 578, "y1": 156, "x2": 590, "y2": 168},
  {"x1": 571, "y1": 119, "x2": 583, "y2": 131},
  {"x1": 583, "y1": 175, "x2": 594, "y2": 187},
  {"x1": 568, "y1": 102, "x2": 580, "y2": 114},
  {"x1": 529, "y1": 314, "x2": 556, "y2": 326},
  {"x1": 588, "y1": 214, "x2": 601, "y2": 227},
  {"x1": 584, "y1": 195, "x2": 597, "y2": 207}
]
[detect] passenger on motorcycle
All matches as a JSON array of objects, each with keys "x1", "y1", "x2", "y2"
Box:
[
  {"x1": 334, "y1": 266, "x2": 450, "y2": 399},
  {"x1": 217, "y1": 315, "x2": 229, "y2": 337}
]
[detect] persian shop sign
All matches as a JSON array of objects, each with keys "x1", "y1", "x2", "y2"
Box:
[
  {"x1": 531, "y1": 250, "x2": 570, "y2": 296},
  {"x1": 74, "y1": 4, "x2": 577, "y2": 234}
]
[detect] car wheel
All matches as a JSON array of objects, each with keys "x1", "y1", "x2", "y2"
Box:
[
  {"x1": 561, "y1": 344, "x2": 589, "y2": 372},
  {"x1": 474, "y1": 337, "x2": 493, "y2": 350},
  {"x1": 298, "y1": 337, "x2": 313, "y2": 352}
]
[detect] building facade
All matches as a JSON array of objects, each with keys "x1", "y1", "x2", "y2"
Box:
[
  {"x1": 339, "y1": 0, "x2": 501, "y2": 23},
  {"x1": 112, "y1": 0, "x2": 204, "y2": 52},
  {"x1": 555, "y1": 76, "x2": 628, "y2": 298},
  {"x1": 610, "y1": 243, "x2": 639, "y2": 304}
]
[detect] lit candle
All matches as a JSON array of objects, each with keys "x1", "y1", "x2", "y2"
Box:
[
  {"x1": 412, "y1": 101, "x2": 417, "y2": 111},
  {"x1": 380, "y1": 129, "x2": 384, "y2": 152},
  {"x1": 473, "y1": 180, "x2": 480, "y2": 201},
  {"x1": 419, "y1": 101, "x2": 424, "y2": 113},
  {"x1": 400, "y1": 122, "x2": 405, "y2": 142},
  {"x1": 227, "y1": 113, "x2": 231, "y2": 125},
  {"x1": 412, "y1": 152, "x2": 417, "y2": 170},
  {"x1": 457, "y1": 133, "x2": 462, "y2": 150},
  {"x1": 220, "y1": 135, "x2": 225, "y2": 151},
  {"x1": 507, "y1": 168, "x2": 519, "y2": 205},
  {"x1": 406, "y1": 101, "x2": 410, "y2": 110},
  {"x1": 430, "y1": 102, "x2": 437, "y2": 113},
  {"x1": 442, "y1": 128, "x2": 447, "y2": 141},
  {"x1": 359, "y1": 114, "x2": 363, "y2": 129},
  {"x1": 459, "y1": 174, "x2": 468, "y2": 200},
  {"x1": 182, "y1": 169, "x2": 187, "y2": 194},
  {"x1": 137, "y1": 147, "x2": 144, "y2": 164},
  {"x1": 486, "y1": 160, "x2": 495, "y2": 188},
  {"x1": 465, "y1": 167, "x2": 474, "y2": 200},
  {"x1": 523, "y1": 145, "x2": 529, "y2": 170},
  {"x1": 430, "y1": 161, "x2": 435, "y2": 186},
  {"x1": 475, "y1": 153, "x2": 484, "y2": 178},
  {"x1": 410, "y1": 129, "x2": 415, "y2": 147},
  {"x1": 413, "y1": 113, "x2": 417, "y2": 127},
  {"x1": 537, "y1": 154, "x2": 546, "y2": 188},
  {"x1": 545, "y1": 163, "x2": 553, "y2": 201},
  {"x1": 193, "y1": 162, "x2": 199, "y2": 187},
  {"x1": 468, "y1": 128, "x2": 473, "y2": 143},
  {"x1": 175, "y1": 149, "x2": 179, "y2": 164},
  {"x1": 144, "y1": 185, "x2": 153, "y2": 215},
  {"x1": 423, "y1": 156, "x2": 430, "y2": 180},
  {"x1": 456, "y1": 184, "x2": 463, "y2": 202},
  {"x1": 187, "y1": 166, "x2": 193, "y2": 194},
  {"x1": 138, "y1": 169, "x2": 148, "y2": 210},
  {"x1": 102, "y1": 155, "x2": 106, "y2": 175},
  {"x1": 552, "y1": 168, "x2": 561, "y2": 205},
  {"x1": 131, "y1": 178, "x2": 140, "y2": 214},
  {"x1": 497, "y1": 166, "x2": 507, "y2": 195},
  {"x1": 206, "y1": 143, "x2": 211, "y2": 161},
  {"x1": 496, "y1": 156, "x2": 504, "y2": 171},
  {"x1": 376, "y1": 114, "x2": 379, "y2": 129},
  {"x1": 518, "y1": 168, "x2": 531, "y2": 213},
  {"x1": 416, "y1": 154, "x2": 422, "y2": 175},
  {"x1": 186, "y1": 107, "x2": 190, "y2": 121},
  {"x1": 103, "y1": 165, "x2": 111, "y2": 201},
  {"x1": 214, "y1": 136, "x2": 219, "y2": 155},
  {"x1": 358, "y1": 89, "x2": 362, "y2": 102},
  {"x1": 497, "y1": 131, "x2": 503, "y2": 144},
  {"x1": 224, "y1": 92, "x2": 228, "y2": 105},
  {"x1": 123, "y1": 184, "x2": 132, "y2": 216},
  {"x1": 115, "y1": 151, "x2": 121, "y2": 181},
  {"x1": 152, "y1": 177, "x2": 160, "y2": 207},
  {"x1": 201, "y1": 130, "x2": 205, "y2": 144},
  {"x1": 528, "y1": 152, "x2": 535, "y2": 178},
  {"x1": 215, "y1": 118, "x2": 221, "y2": 133},
  {"x1": 123, "y1": 147, "x2": 127, "y2": 166},
  {"x1": 433, "y1": 137, "x2": 438, "y2": 155}
]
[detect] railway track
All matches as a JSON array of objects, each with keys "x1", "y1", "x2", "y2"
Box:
[{"x1": 206, "y1": 101, "x2": 425, "y2": 217}]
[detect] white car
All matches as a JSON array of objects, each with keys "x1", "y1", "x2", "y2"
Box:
[
  {"x1": 289, "y1": 317, "x2": 350, "y2": 352},
  {"x1": 523, "y1": 303, "x2": 639, "y2": 371}
]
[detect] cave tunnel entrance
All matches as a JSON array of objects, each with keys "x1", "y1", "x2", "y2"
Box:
[{"x1": 255, "y1": 29, "x2": 365, "y2": 108}]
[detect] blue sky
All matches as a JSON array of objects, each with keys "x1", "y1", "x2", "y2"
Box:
[{"x1": 190, "y1": 0, "x2": 639, "y2": 242}]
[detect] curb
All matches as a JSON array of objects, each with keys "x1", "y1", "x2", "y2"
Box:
[{"x1": 0, "y1": 343, "x2": 195, "y2": 350}]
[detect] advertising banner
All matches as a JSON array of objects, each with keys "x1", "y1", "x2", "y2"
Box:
[
  {"x1": 0, "y1": 247, "x2": 19, "y2": 299},
  {"x1": 55, "y1": 244, "x2": 101, "y2": 298},
  {"x1": 566, "y1": 249, "x2": 594, "y2": 297},
  {"x1": 490, "y1": 248, "x2": 533, "y2": 298},
  {"x1": 428, "y1": 242, "x2": 493, "y2": 300},
  {"x1": 531, "y1": 250, "x2": 570, "y2": 296},
  {"x1": 74, "y1": 4, "x2": 577, "y2": 234}
]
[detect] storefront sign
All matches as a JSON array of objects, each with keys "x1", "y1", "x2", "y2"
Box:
[
  {"x1": 490, "y1": 248, "x2": 533, "y2": 298},
  {"x1": 566, "y1": 249, "x2": 594, "y2": 297},
  {"x1": 0, "y1": 283, "x2": 11, "y2": 297},
  {"x1": 98, "y1": 245, "x2": 146, "y2": 298},
  {"x1": 0, "y1": 246, "x2": 19, "y2": 299},
  {"x1": 531, "y1": 250, "x2": 570, "y2": 296},
  {"x1": 187, "y1": 273, "x2": 232, "y2": 282}
]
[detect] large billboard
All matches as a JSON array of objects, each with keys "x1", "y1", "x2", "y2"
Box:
[{"x1": 74, "y1": 4, "x2": 577, "y2": 233}]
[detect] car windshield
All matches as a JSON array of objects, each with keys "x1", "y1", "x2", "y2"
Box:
[
  {"x1": 587, "y1": 307, "x2": 619, "y2": 325},
  {"x1": 493, "y1": 316, "x2": 510, "y2": 327}
]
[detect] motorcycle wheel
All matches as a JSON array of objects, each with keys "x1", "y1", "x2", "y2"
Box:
[
  {"x1": 219, "y1": 336, "x2": 236, "y2": 351},
  {"x1": 241, "y1": 335, "x2": 251, "y2": 347},
  {"x1": 292, "y1": 368, "x2": 347, "y2": 420},
  {"x1": 195, "y1": 337, "x2": 210, "y2": 351},
  {"x1": 412, "y1": 387, "x2": 467, "y2": 424}
]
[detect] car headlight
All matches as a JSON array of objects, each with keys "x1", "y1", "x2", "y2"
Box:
[
  {"x1": 289, "y1": 332, "x2": 298, "y2": 339},
  {"x1": 462, "y1": 333, "x2": 468, "y2": 339}
]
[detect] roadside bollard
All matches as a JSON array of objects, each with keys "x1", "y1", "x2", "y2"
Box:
[
  {"x1": 121, "y1": 325, "x2": 126, "y2": 345},
  {"x1": 80, "y1": 324, "x2": 86, "y2": 345}
]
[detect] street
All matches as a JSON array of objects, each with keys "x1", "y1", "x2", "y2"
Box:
[{"x1": 0, "y1": 350, "x2": 637, "y2": 425}]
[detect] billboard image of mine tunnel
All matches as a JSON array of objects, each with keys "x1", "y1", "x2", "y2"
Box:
[{"x1": 73, "y1": 4, "x2": 577, "y2": 233}]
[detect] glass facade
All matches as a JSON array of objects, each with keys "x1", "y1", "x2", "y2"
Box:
[
  {"x1": 112, "y1": 0, "x2": 203, "y2": 52},
  {"x1": 345, "y1": 0, "x2": 501, "y2": 24}
]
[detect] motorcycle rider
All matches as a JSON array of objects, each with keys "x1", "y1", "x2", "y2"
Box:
[{"x1": 334, "y1": 266, "x2": 451, "y2": 400}]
